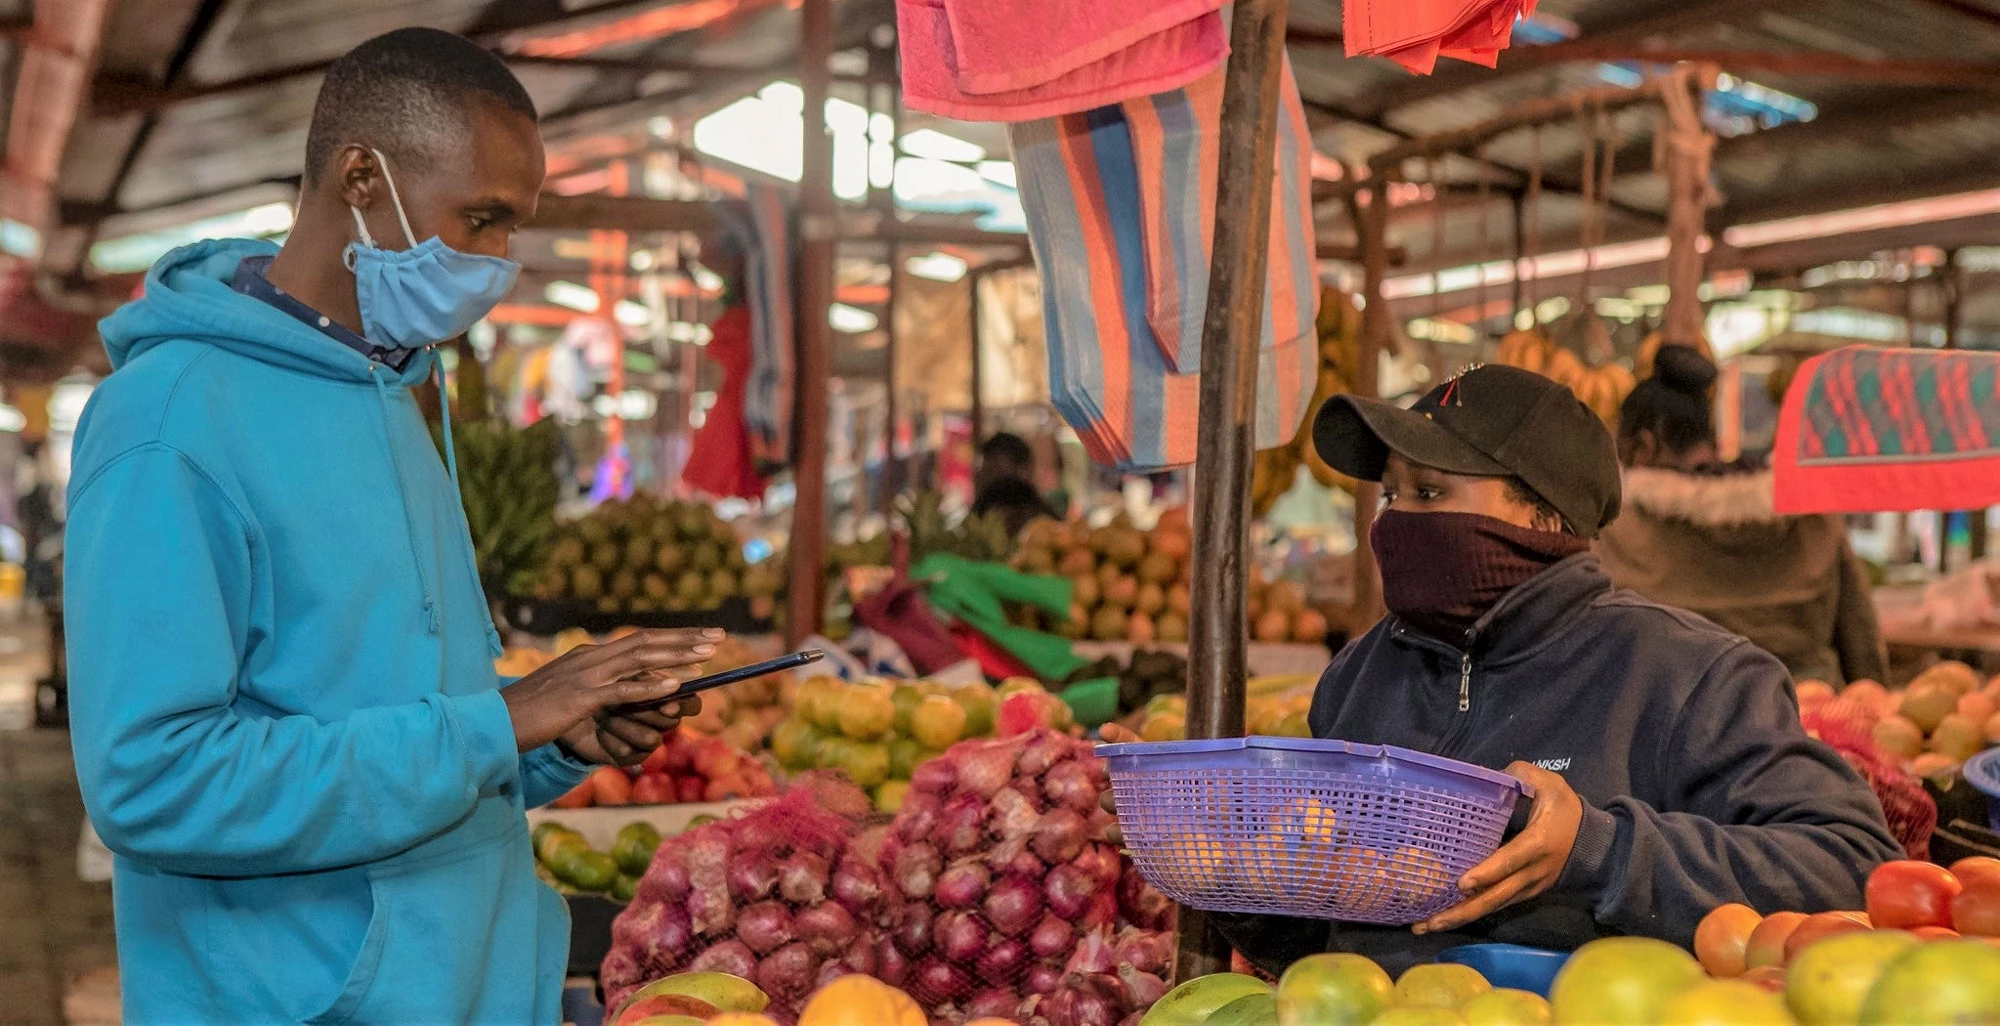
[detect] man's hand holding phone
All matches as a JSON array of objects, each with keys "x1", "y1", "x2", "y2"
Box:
[{"x1": 502, "y1": 627, "x2": 720, "y2": 762}]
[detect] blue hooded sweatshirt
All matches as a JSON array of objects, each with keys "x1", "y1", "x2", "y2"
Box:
[{"x1": 65, "y1": 238, "x2": 592, "y2": 1024}]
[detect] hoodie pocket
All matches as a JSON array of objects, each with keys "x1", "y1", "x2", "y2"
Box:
[{"x1": 306, "y1": 817, "x2": 534, "y2": 1025}]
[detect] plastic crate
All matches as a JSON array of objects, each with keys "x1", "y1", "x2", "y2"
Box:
[
  {"x1": 1966, "y1": 747, "x2": 2000, "y2": 832},
  {"x1": 1097, "y1": 736, "x2": 1531, "y2": 924},
  {"x1": 1438, "y1": 944, "x2": 1569, "y2": 997}
]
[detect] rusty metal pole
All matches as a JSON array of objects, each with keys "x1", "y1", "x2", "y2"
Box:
[
  {"x1": 1176, "y1": 0, "x2": 1290, "y2": 982},
  {"x1": 786, "y1": 0, "x2": 835, "y2": 645},
  {"x1": 1353, "y1": 180, "x2": 1390, "y2": 624},
  {"x1": 969, "y1": 271, "x2": 985, "y2": 443}
]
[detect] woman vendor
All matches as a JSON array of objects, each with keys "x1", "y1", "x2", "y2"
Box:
[
  {"x1": 1595, "y1": 344, "x2": 1887, "y2": 686},
  {"x1": 1114, "y1": 364, "x2": 1901, "y2": 975}
]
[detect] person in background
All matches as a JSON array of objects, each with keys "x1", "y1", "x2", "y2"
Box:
[
  {"x1": 1106, "y1": 364, "x2": 1899, "y2": 975},
  {"x1": 973, "y1": 431, "x2": 1058, "y2": 534},
  {"x1": 1596, "y1": 344, "x2": 1887, "y2": 686},
  {"x1": 65, "y1": 30, "x2": 714, "y2": 1024}
]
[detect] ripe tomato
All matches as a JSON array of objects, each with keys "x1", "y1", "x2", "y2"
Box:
[
  {"x1": 1693, "y1": 903, "x2": 1763, "y2": 977},
  {"x1": 1745, "y1": 911, "x2": 1808, "y2": 969},
  {"x1": 1951, "y1": 856, "x2": 2000, "y2": 890},
  {"x1": 1867, "y1": 860, "x2": 1964, "y2": 930},
  {"x1": 1952, "y1": 879, "x2": 2000, "y2": 938},
  {"x1": 1784, "y1": 911, "x2": 1872, "y2": 961}
]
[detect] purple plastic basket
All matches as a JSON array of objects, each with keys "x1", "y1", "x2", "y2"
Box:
[{"x1": 1096, "y1": 736, "x2": 1532, "y2": 925}]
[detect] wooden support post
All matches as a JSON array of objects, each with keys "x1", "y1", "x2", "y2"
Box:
[
  {"x1": 884, "y1": 246, "x2": 902, "y2": 507},
  {"x1": 1354, "y1": 180, "x2": 1391, "y2": 625},
  {"x1": 1660, "y1": 69, "x2": 1713, "y2": 346},
  {"x1": 787, "y1": 0, "x2": 835, "y2": 646},
  {"x1": 969, "y1": 271, "x2": 985, "y2": 443},
  {"x1": 1177, "y1": 0, "x2": 1290, "y2": 983}
]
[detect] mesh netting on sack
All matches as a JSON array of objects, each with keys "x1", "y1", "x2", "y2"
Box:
[
  {"x1": 600, "y1": 773, "x2": 879, "y2": 1022},
  {"x1": 1804, "y1": 699, "x2": 1936, "y2": 861},
  {"x1": 875, "y1": 729, "x2": 1176, "y2": 1025}
]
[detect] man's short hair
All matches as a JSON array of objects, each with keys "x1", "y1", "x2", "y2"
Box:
[
  {"x1": 979, "y1": 432, "x2": 1034, "y2": 468},
  {"x1": 303, "y1": 28, "x2": 537, "y2": 184}
]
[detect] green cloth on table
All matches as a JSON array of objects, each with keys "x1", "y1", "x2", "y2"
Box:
[{"x1": 913, "y1": 553, "x2": 1086, "y2": 681}]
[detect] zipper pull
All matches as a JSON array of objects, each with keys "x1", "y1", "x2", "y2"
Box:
[{"x1": 1458, "y1": 652, "x2": 1472, "y2": 713}]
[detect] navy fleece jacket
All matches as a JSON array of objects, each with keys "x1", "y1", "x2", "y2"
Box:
[{"x1": 1217, "y1": 554, "x2": 1901, "y2": 975}]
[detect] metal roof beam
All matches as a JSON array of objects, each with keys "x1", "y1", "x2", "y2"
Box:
[{"x1": 1500, "y1": 45, "x2": 2000, "y2": 88}]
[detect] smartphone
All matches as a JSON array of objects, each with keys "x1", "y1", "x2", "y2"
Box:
[{"x1": 612, "y1": 649, "x2": 824, "y2": 713}]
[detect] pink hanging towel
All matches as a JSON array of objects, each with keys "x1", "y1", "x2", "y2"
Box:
[
  {"x1": 896, "y1": 0, "x2": 1227, "y2": 123},
  {"x1": 1344, "y1": 0, "x2": 1538, "y2": 75},
  {"x1": 940, "y1": 0, "x2": 1227, "y2": 96}
]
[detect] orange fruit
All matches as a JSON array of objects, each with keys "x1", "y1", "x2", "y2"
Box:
[
  {"x1": 1784, "y1": 911, "x2": 1873, "y2": 962},
  {"x1": 1745, "y1": 911, "x2": 1808, "y2": 969},
  {"x1": 1872, "y1": 716, "x2": 1925, "y2": 760},
  {"x1": 1900, "y1": 683, "x2": 1955, "y2": 734},
  {"x1": 1785, "y1": 928, "x2": 1917, "y2": 1026},
  {"x1": 908, "y1": 694, "x2": 967, "y2": 749},
  {"x1": 1276, "y1": 952, "x2": 1394, "y2": 1025},
  {"x1": 1693, "y1": 903, "x2": 1763, "y2": 977},
  {"x1": 1394, "y1": 964, "x2": 1490, "y2": 1010},
  {"x1": 1929, "y1": 713, "x2": 1986, "y2": 762},
  {"x1": 836, "y1": 683, "x2": 896, "y2": 740},
  {"x1": 1857, "y1": 940, "x2": 2000, "y2": 1025},
  {"x1": 1659, "y1": 979, "x2": 1790, "y2": 1026},
  {"x1": 797, "y1": 975, "x2": 925, "y2": 1026}
]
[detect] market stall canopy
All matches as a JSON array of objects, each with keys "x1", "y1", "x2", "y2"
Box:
[{"x1": 1772, "y1": 345, "x2": 2000, "y2": 514}]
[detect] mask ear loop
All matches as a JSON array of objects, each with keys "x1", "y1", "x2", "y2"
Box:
[{"x1": 367, "y1": 148, "x2": 420, "y2": 248}]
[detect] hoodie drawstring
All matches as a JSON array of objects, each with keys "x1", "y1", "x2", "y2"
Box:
[{"x1": 372, "y1": 365, "x2": 443, "y2": 635}]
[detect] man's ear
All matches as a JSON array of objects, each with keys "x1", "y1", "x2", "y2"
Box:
[{"x1": 330, "y1": 145, "x2": 383, "y2": 211}]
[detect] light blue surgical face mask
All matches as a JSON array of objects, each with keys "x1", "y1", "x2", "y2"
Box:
[{"x1": 344, "y1": 149, "x2": 521, "y2": 350}]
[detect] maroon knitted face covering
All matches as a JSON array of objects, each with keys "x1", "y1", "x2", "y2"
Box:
[{"x1": 1370, "y1": 510, "x2": 1588, "y2": 643}]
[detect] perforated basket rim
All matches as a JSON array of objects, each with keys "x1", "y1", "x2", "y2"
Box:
[
  {"x1": 1095, "y1": 736, "x2": 1536, "y2": 799},
  {"x1": 1967, "y1": 747, "x2": 2000, "y2": 799}
]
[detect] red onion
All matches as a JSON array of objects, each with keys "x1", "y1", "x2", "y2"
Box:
[
  {"x1": 1073, "y1": 843, "x2": 1123, "y2": 888},
  {"x1": 1018, "y1": 731, "x2": 1075, "y2": 777},
  {"x1": 733, "y1": 817, "x2": 790, "y2": 857},
  {"x1": 1067, "y1": 928, "x2": 1116, "y2": 975},
  {"x1": 1081, "y1": 892, "x2": 1118, "y2": 931},
  {"x1": 1029, "y1": 915, "x2": 1074, "y2": 959},
  {"x1": 688, "y1": 939, "x2": 756, "y2": 978},
  {"x1": 638, "y1": 903, "x2": 691, "y2": 966},
  {"x1": 983, "y1": 875, "x2": 1045, "y2": 938},
  {"x1": 776, "y1": 851, "x2": 830, "y2": 905},
  {"x1": 955, "y1": 739, "x2": 1021, "y2": 800},
  {"x1": 726, "y1": 850, "x2": 779, "y2": 902},
  {"x1": 840, "y1": 936, "x2": 879, "y2": 976},
  {"x1": 1119, "y1": 870, "x2": 1171, "y2": 930},
  {"x1": 1031, "y1": 808, "x2": 1088, "y2": 864},
  {"x1": 1012, "y1": 776, "x2": 1049, "y2": 812},
  {"x1": 1043, "y1": 760, "x2": 1100, "y2": 813},
  {"x1": 1112, "y1": 929, "x2": 1169, "y2": 975},
  {"x1": 911, "y1": 957, "x2": 974, "y2": 1007},
  {"x1": 1000, "y1": 845, "x2": 1046, "y2": 880},
  {"x1": 896, "y1": 790, "x2": 944, "y2": 843},
  {"x1": 639, "y1": 852, "x2": 692, "y2": 903},
  {"x1": 1119, "y1": 1013, "x2": 1144, "y2": 1026},
  {"x1": 754, "y1": 940, "x2": 819, "y2": 1002},
  {"x1": 1086, "y1": 808, "x2": 1120, "y2": 843},
  {"x1": 814, "y1": 957, "x2": 852, "y2": 990},
  {"x1": 976, "y1": 937, "x2": 1030, "y2": 983},
  {"x1": 1025, "y1": 962, "x2": 1064, "y2": 995},
  {"x1": 911, "y1": 757, "x2": 958, "y2": 796},
  {"x1": 936, "y1": 909, "x2": 988, "y2": 964},
  {"x1": 892, "y1": 841, "x2": 942, "y2": 899},
  {"x1": 795, "y1": 901, "x2": 859, "y2": 957},
  {"x1": 849, "y1": 824, "x2": 891, "y2": 868},
  {"x1": 941, "y1": 792, "x2": 989, "y2": 855},
  {"x1": 876, "y1": 936, "x2": 910, "y2": 987},
  {"x1": 736, "y1": 900, "x2": 794, "y2": 956},
  {"x1": 1117, "y1": 966, "x2": 1168, "y2": 1009},
  {"x1": 830, "y1": 858, "x2": 884, "y2": 916},
  {"x1": 1044, "y1": 862, "x2": 1098, "y2": 919},
  {"x1": 891, "y1": 903, "x2": 933, "y2": 956},
  {"x1": 1043, "y1": 974, "x2": 1125, "y2": 1026},
  {"x1": 990, "y1": 786, "x2": 1042, "y2": 839},
  {"x1": 686, "y1": 886, "x2": 735, "y2": 936},
  {"x1": 934, "y1": 860, "x2": 990, "y2": 910},
  {"x1": 967, "y1": 987, "x2": 1024, "y2": 1021}
]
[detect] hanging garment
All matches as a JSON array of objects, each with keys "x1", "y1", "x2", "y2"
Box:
[
  {"x1": 1344, "y1": 0, "x2": 1538, "y2": 75},
  {"x1": 683, "y1": 305, "x2": 765, "y2": 500},
  {"x1": 1007, "y1": 58, "x2": 1318, "y2": 472},
  {"x1": 718, "y1": 184, "x2": 793, "y2": 469},
  {"x1": 896, "y1": 0, "x2": 1226, "y2": 123},
  {"x1": 1772, "y1": 346, "x2": 2000, "y2": 515}
]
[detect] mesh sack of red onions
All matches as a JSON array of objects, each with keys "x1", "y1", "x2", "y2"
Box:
[
  {"x1": 600, "y1": 772, "x2": 883, "y2": 1023},
  {"x1": 875, "y1": 729, "x2": 1177, "y2": 1026}
]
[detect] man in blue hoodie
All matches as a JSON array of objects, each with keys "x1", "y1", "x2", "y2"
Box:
[{"x1": 65, "y1": 28, "x2": 716, "y2": 1024}]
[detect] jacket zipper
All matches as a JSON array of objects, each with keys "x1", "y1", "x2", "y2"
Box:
[{"x1": 1457, "y1": 650, "x2": 1473, "y2": 713}]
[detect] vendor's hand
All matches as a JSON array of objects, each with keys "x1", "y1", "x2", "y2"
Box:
[
  {"x1": 1415, "y1": 761, "x2": 1583, "y2": 935},
  {"x1": 562, "y1": 690, "x2": 705, "y2": 767},
  {"x1": 502, "y1": 628, "x2": 720, "y2": 755}
]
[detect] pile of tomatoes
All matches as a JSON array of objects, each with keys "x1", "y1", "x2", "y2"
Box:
[{"x1": 1693, "y1": 857, "x2": 2000, "y2": 987}]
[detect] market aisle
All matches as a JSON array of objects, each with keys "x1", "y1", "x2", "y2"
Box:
[{"x1": 0, "y1": 728, "x2": 117, "y2": 1025}]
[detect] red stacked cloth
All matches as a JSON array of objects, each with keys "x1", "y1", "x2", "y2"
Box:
[{"x1": 1344, "y1": 0, "x2": 1538, "y2": 75}]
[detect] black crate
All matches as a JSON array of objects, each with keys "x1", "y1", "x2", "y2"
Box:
[{"x1": 503, "y1": 596, "x2": 772, "y2": 636}]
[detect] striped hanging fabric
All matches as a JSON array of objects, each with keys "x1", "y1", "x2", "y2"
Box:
[
  {"x1": 1008, "y1": 57, "x2": 1319, "y2": 472},
  {"x1": 1773, "y1": 346, "x2": 2000, "y2": 514}
]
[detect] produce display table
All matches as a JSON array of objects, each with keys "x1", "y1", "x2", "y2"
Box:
[
  {"x1": 1873, "y1": 586, "x2": 2000, "y2": 658},
  {"x1": 528, "y1": 799, "x2": 760, "y2": 850},
  {"x1": 1071, "y1": 640, "x2": 1332, "y2": 678}
]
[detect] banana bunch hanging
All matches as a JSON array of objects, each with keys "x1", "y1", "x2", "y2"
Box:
[
  {"x1": 435, "y1": 417, "x2": 563, "y2": 599},
  {"x1": 1250, "y1": 288, "x2": 1363, "y2": 517}
]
